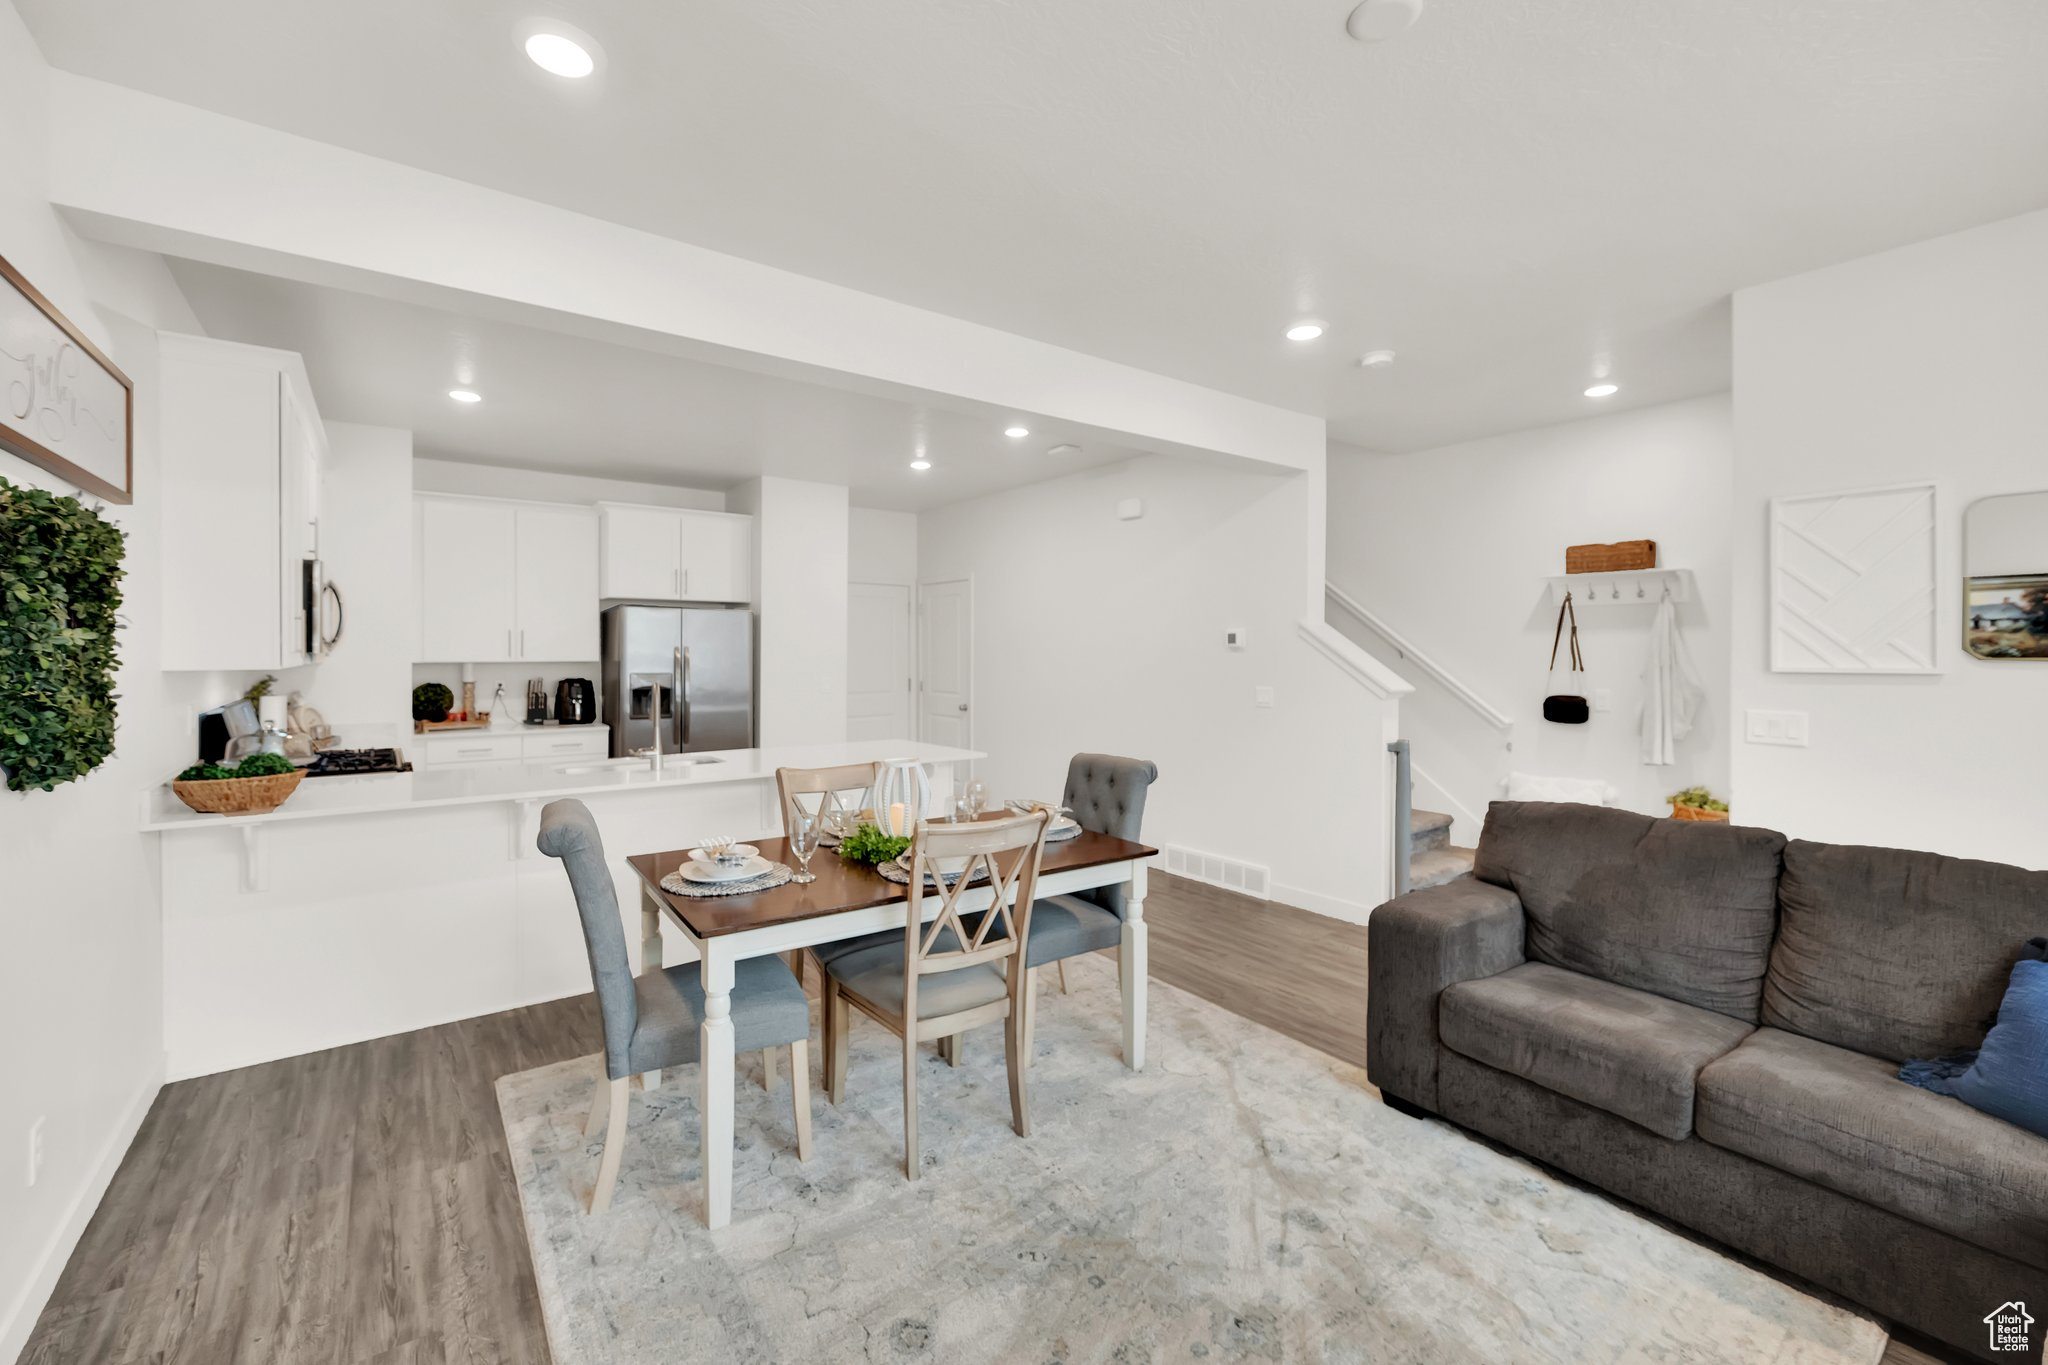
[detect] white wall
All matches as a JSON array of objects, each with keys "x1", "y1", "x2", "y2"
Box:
[
  {"x1": 729, "y1": 476, "x2": 850, "y2": 747},
  {"x1": 1731, "y1": 209, "x2": 2048, "y2": 866},
  {"x1": 849, "y1": 507, "x2": 917, "y2": 586},
  {"x1": 413, "y1": 456, "x2": 725, "y2": 511},
  {"x1": 1327, "y1": 396, "x2": 1736, "y2": 825},
  {"x1": 919, "y1": 454, "x2": 1396, "y2": 920},
  {"x1": 0, "y1": 11, "x2": 203, "y2": 1354}
]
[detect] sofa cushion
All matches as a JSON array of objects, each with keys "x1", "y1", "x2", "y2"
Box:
[
  {"x1": 1761, "y1": 840, "x2": 2048, "y2": 1062},
  {"x1": 1439, "y1": 961, "x2": 1753, "y2": 1139},
  {"x1": 1473, "y1": 802, "x2": 1787, "y2": 1021},
  {"x1": 1697, "y1": 1027, "x2": 2048, "y2": 1271}
]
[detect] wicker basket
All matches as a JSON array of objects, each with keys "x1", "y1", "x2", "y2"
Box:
[
  {"x1": 1566, "y1": 539, "x2": 1657, "y2": 574},
  {"x1": 172, "y1": 769, "x2": 306, "y2": 816},
  {"x1": 1670, "y1": 802, "x2": 1729, "y2": 823}
]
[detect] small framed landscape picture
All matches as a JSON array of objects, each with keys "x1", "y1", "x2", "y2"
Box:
[
  {"x1": 1963, "y1": 491, "x2": 2047, "y2": 661},
  {"x1": 0, "y1": 253, "x2": 133, "y2": 503},
  {"x1": 1965, "y1": 576, "x2": 2048, "y2": 660}
]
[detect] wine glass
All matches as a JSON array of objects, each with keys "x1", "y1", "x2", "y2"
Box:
[
  {"x1": 787, "y1": 807, "x2": 818, "y2": 884},
  {"x1": 961, "y1": 777, "x2": 990, "y2": 822}
]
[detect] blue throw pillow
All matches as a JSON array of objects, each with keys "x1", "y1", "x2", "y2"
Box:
[{"x1": 1949, "y1": 958, "x2": 2048, "y2": 1139}]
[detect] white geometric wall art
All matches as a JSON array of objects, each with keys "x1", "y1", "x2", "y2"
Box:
[{"x1": 1770, "y1": 482, "x2": 1941, "y2": 674}]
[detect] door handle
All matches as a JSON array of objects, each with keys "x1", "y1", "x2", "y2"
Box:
[
  {"x1": 519, "y1": 628, "x2": 526, "y2": 658},
  {"x1": 676, "y1": 645, "x2": 690, "y2": 747},
  {"x1": 958, "y1": 703, "x2": 970, "y2": 711}
]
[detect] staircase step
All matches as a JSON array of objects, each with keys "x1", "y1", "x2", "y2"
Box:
[
  {"x1": 1410, "y1": 845, "x2": 1476, "y2": 891},
  {"x1": 1409, "y1": 808, "x2": 1453, "y2": 855}
]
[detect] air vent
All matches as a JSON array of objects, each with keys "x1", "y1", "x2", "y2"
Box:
[{"x1": 1161, "y1": 844, "x2": 1270, "y2": 899}]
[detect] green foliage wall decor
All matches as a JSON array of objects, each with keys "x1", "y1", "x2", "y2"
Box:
[{"x1": 0, "y1": 476, "x2": 126, "y2": 792}]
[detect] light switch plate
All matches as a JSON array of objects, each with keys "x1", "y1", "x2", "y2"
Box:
[
  {"x1": 1253, "y1": 685, "x2": 1275, "y2": 709},
  {"x1": 1593, "y1": 688, "x2": 1613, "y2": 713},
  {"x1": 1744, "y1": 709, "x2": 1810, "y2": 747}
]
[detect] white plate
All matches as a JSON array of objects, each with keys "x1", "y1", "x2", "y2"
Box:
[
  {"x1": 1048, "y1": 816, "x2": 1079, "y2": 834},
  {"x1": 678, "y1": 856, "x2": 771, "y2": 884},
  {"x1": 688, "y1": 843, "x2": 759, "y2": 863}
]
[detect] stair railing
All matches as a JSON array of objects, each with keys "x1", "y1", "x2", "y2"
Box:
[
  {"x1": 1388, "y1": 738, "x2": 1412, "y2": 898},
  {"x1": 1328, "y1": 582, "x2": 1514, "y2": 743}
]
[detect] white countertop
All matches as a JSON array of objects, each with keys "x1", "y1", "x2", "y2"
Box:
[{"x1": 141, "y1": 740, "x2": 983, "y2": 833}]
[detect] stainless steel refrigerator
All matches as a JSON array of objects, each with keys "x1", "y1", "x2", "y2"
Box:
[{"x1": 601, "y1": 605, "x2": 756, "y2": 757}]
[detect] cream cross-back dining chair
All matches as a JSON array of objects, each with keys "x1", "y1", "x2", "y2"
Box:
[
  {"x1": 776, "y1": 762, "x2": 889, "y2": 1070},
  {"x1": 822, "y1": 809, "x2": 1051, "y2": 1179}
]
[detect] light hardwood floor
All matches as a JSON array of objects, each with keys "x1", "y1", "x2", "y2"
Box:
[{"x1": 22, "y1": 871, "x2": 1956, "y2": 1363}]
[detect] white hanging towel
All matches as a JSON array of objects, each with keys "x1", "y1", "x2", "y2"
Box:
[{"x1": 1640, "y1": 596, "x2": 1704, "y2": 766}]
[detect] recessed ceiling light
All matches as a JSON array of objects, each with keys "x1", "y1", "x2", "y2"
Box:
[
  {"x1": 1584, "y1": 382, "x2": 1620, "y2": 399},
  {"x1": 1004, "y1": 425, "x2": 1030, "y2": 439},
  {"x1": 1346, "y1": 0, "x2": 1425, "y2": 42},
  {"x1": 448, "y1": 389, "x2": 482, "y2": 404},
  {"x1": 909, "y1": 459, "x2": 932, "y2": 471},
  {"x1": 1285, "y1": 323, "x2": 1325, "y2": 342},
  {"x1": 1359, "y1": 349, "x2": 1397, "y2": 369},
  {"x1": 525, "y1": 31, "x2": 595, "y2": 78}
]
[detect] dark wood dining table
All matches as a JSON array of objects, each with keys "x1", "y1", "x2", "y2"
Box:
[{"x1": 625, "y1": 826, "x2": 1157, "y2": 1228}]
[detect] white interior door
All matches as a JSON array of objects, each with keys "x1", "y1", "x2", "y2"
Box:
[
  {"x1": 918, "y1": 579, "x2": 972, "y2": 747},
  {"x1": 847, "y1": 582, "x2": 913, "y2": 741}
]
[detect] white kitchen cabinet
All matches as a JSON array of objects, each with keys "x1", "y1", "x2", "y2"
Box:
[
  {"x1": 412, "y1": 725, "x2": 608, "y2": 767},
  {"x1": 416, "y1": 731, "x2": 525, "y2": 766},
  {"x1": 159, "y1": 334, "x2": 328, "y2": 671},
  {"x1": 521, "y1": 727, "x2": 608, "y2": 761},
  {"x1": 597, "y1": 503, "x2": 753, "y2": 603},
  {"x1": 415, "y1": 495, "x2": 599, "y2": 662},
  {"x1": 418, "y1": 498, "x2": 518, "y2": 662},
  {"x1": 515, "y1": 504, "x2": 601, "y2": 660}
]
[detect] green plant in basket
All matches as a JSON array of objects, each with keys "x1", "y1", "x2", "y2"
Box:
[
  {"x1": 837, "y1": 822, "x2": 910, "y2": 866},
  {"x1": 1668, "y1": 785, "x2": 1729, "y2": 813},
  {"x1": 176, "y1": 752, "x2": 298, "y2": 782}
]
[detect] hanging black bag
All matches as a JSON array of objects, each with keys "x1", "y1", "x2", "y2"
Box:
[{"x1": 1543, "y1": 592, "x2": 1590, "y2": 725}]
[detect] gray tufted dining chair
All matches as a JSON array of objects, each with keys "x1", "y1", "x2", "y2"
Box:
[
  {"x1": 537, "y1": 798, "x2": 813, "y2": 1214},
  {"x1": 1019, "y1": 753, "x2": 1157, "y2": 1055}
]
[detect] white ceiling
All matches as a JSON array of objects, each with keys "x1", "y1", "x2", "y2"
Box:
[
  {"x1": 25, "y1": 1, "x2": 2048, "y2": 451},
  {"x1": 165, "y1": 260, "x2": 1142, "y2": 511}
]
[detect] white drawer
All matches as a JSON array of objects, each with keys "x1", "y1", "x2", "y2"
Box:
[
  {"x1": 522, "y1": 728, "x2": 608, "y2": 760},
  {"x1": 420, "y1": 732, "x2": 525, "y2": 766}
]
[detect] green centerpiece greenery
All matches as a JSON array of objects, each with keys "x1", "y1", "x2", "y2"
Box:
[
  {"x1": 1667, "y1": 785, "x2": 1729, "y2": 813},
  {"x1": 0, "y1": 477, "x2": 126, "y2": 793},
  {"x1": 836, "y1": 822, "x2": 911, "y2": 866}
]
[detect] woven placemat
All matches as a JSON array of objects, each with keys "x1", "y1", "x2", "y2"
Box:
[
  {"x1": 660, "y1": 862, "x2": 795, "y2": 897},
  {"x1": 873, "y1": 858, "x2": 992, "y2": 889}
]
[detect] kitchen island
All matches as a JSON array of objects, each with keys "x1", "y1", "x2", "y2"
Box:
[{"x1": 147, "y1": 740, "x2": 980, "y2": 1079}]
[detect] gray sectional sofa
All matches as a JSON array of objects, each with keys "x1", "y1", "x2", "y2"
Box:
[{"x1": 1367, "y1": 800, "x2": 2048, "y2": 1362}]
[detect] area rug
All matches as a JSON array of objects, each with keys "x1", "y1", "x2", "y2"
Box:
[{"x1": 495, "y1": 955, "x2": 1886, "y2": 1364}]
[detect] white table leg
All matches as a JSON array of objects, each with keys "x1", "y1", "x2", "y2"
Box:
[
  {"x1": 1120, "y1": 862, "x2": 1148, "y2": 1071},
  {"x1": 640, "y1": 888, "x2": 664, "y2": 1090},
  {"x1": 699, "y1": 943, "x2": 736, "y2": 1229}
]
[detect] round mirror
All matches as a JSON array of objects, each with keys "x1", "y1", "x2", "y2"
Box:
[{"x1": 1963, "y1": 491, "x2": 2048, "y2": 660}]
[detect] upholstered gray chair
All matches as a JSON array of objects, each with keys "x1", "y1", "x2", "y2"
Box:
[
  {"x1": 537, "y1": 798, "x2": 814, "y2": 1214},
  {"x1": 1019, "y1": 754, "x2": 1157, "y2": 1053}
]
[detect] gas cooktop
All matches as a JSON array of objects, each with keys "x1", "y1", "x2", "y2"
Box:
[{"x1": 303, "y1": 747, "x2": 411, "y2": 777}]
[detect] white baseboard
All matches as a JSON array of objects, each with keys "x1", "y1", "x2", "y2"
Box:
[
  {"x1": 0, "y1": 1064, "x2": 162, "y2": 1365},
  {"x1": 1268, "y1": 881, "x2": 1374, "y2": 925}
]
